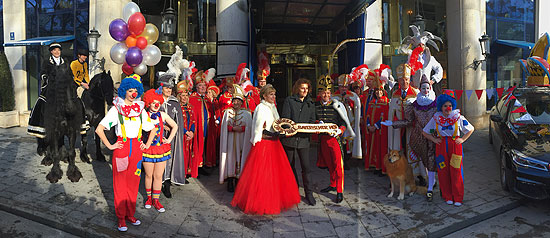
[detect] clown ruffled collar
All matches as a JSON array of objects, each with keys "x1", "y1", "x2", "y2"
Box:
[
  {"x1": 113, "y1": 97, "x2": 145, "y2": 118},
  {"x1": 433, "y1": 109, "x2": 461, "y2": 126}
]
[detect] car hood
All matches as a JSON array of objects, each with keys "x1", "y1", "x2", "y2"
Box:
[{"x1": 511, "y1": 124, "x2": 550, "y2": 162}]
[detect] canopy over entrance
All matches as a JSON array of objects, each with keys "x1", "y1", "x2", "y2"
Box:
[{"x1": 3, "y1": 35, "x2": 75, "y2": 47}]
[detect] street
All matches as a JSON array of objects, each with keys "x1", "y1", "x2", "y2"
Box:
[{"x1": 0, "y1": 127, "x2": 547, "y2": 237}]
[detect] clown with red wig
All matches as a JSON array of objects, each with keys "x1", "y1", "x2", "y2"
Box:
[{"x1": 141, "y1": 87, "x2": 179, "y2": 213}]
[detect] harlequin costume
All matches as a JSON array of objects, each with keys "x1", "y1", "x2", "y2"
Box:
[
  {"x1": 364, "y1": 75, "x2": 389, "y2": 173},
  {"x1": 188, "y1": 71, "x2": 212, "y2": 177},
  {"x1": 219, "y1": 85, "x2": 252, "y2": 191},
  {"x1": 175, "y1": 80, "x2": 197, "y2": 178},
  {"x1": 231, "y1": 90, "x2": 300, "y2": 215},
  {"x1": 98, "y1": 75, "x2": 154, "y2": 230},
  {"x1": 423, "y1": 90, "x2": 474, "y2": 205},
  {"x1": 392, "y1": 75, "x2": 438, "y2": 197},
  {"x1": 388, "y1": 64, "x2": 422, "y2": 177}
]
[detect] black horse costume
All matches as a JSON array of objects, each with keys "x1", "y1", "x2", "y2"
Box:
[
  {"x1": 40, "y1": 64, "x2": 88, "y2": 183},
  {"x1": 80, "y1": 71, "x2": 114, "y2": 162}
]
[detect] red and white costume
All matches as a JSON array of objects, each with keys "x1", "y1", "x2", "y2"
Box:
[{"x1": 99, "y1": 97, "x2": 154, "y2": 220}]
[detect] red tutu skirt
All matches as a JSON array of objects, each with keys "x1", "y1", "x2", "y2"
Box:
[{"x1": 231, "y1": 138, "x2": 301, "y2": 215}]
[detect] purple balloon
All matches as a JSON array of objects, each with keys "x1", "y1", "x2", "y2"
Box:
[
  {"x1": 109, "y1": 19, "x2": 129, "y2": 41},
  {"x1": 125, "y1": 47, "x2": 143, "y2": 67}
]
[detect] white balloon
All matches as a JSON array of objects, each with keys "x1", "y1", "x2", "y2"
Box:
[
  {"x1": 110, "y1": 43, "x2": 128, "y2": 64},
  {"x1": 134, "y1": 63, "x2": 148, "y2": 75},
  {"x1": 142, "y1": 45, "x2": 162, "y2": 66},
  {"x1": 122, "y1": 2, "x2": 140, "y2": 22}
]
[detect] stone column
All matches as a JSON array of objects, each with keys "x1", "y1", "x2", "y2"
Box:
[
  {"x1": 3, "y1": 0, "x2": 27, "y2": 112},
  {"x1": 216, "y1": 0, "x2": 249, "y2": 79},
  {"x1": 364, "y1": 0, "x2": 382, "y2": 69},
  {"x1": 446, "y1": 0, "x2": 487, "y2": 128},
  {"x1": 91, "y1": 0, "x2": 130, "y2": 82},
  {"x1": 536, "y1": 0, "x2": 550, "y2": 40}
]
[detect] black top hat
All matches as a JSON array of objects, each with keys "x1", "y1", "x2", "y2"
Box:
[
  {"x1": 77, "y1": 48, "x2": 89, "y2": 56},
  {"x1": 49, "y1": 43, "x2": 62, "y2": 52}
]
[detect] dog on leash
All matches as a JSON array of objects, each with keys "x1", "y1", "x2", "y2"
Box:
[{"x1": 384, "y1": 150, "x2": 417, "y2": 200}]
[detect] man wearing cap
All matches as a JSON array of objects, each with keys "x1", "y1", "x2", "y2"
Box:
[
  {"x1": 157, "y1": 73, "x2": 187, "y2": 197},
  {"x1": 71, "y1": 49, "x2": 89, "y2": 98},
  {"x1": 28, "y1": 43, "x2": 68, "y2": 148}
]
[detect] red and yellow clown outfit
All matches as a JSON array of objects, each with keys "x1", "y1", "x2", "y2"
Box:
[
  {"x1": 423, "y1": 93, "x2": 474, "y2": 204},
  {"x1": 99, "y1": 80, "x2": 154, "y2": 222},
  {"x1": 142, "y1": 88, "x2": 171, "y2": 163}
]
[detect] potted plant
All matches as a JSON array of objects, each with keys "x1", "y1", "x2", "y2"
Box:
[{"x1": 0, "y1": 51, "x2": 19, "y2": 128}]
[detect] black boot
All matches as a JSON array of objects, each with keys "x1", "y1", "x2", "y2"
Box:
[
  {"x1": 227, "y1": 178, "x2": 235, "y2": 193},
  {"x1": 336, "y1": 193, "x2": 343, "y2": 203},
  {"x1": 417, "y1": 176, "x2": 427, "y2": 187},
  {"x1": 162, "y1": 180, "x2": 172, "y2": 198},
  {"x1": 305, "y1": 192, "x2": 316, "y2": 206},
  {"x1": 320, "y1": 186, "x2": 336, "y2": 193}
]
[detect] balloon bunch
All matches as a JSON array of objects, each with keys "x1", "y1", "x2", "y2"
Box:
[{"x1": 109, "y1": 2, "x2": 162, "y2": 76}]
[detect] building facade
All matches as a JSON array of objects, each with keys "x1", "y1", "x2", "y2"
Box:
[{"x1": 0, "y1": 0, "x2": 542, "y2": 128}]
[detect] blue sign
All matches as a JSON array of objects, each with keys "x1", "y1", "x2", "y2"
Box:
[{"x1": 10, "y1": 32, "x2": 15, "y2": 41}]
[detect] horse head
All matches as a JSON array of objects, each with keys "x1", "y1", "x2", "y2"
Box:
[{"x1": 89, "y1": 71, "x2": 115, "y2": 106}]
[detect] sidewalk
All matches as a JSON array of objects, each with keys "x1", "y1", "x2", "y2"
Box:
[{"x1": 0, "y1": 127, "x2": 521, "y2": 238}]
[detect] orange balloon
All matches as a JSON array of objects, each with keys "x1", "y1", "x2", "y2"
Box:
[{"x1": 125, "y1": 35, "x2": 137, "y2": 48}]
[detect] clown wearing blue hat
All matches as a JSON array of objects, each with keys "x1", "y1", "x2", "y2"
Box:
[
  {"x1": 95, "y1": 74, "x2": 158, "y2": 232},
  {"x1": 422, "y1": 90, "x2": 475, "y2": 207}
]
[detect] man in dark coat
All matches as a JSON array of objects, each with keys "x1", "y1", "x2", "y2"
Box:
[{"x1": 281, "y1": 78, "x2": 317, "y2": 206}]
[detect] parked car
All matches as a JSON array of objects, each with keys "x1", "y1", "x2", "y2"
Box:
[{"x1": 489, "y1": 87, "x2": 550, "y2": 199}]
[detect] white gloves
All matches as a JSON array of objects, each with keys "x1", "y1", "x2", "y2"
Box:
[
  {"x1": 331, "y1": 128, "x2": 342, "y2": 137},
  {"x1": 215, "y1": 119, "x2": 220, "y2": 125},
  {"x1": 380, "y1": 120, "x2": 393, "y2": 126}
]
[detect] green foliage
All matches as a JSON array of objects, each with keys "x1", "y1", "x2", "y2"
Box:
[{"x1": 0, "y1": 51, "x2": 15, "y2": 112}]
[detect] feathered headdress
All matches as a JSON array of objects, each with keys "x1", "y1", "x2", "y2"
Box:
[
  {"x1": 375, "y1": 64, "x2": 396, "y2": 89},
  {"x1": 257, "y1": 51, "x2": 270, "y2": 81},
  {"x1": 236, "y1": 63, "x2": 254, "y2": 95},
  {"x1": 349, "y1": 64, "x2": 369, "y2": 90},
  {"x1": 180, "y1": 61, "x2": 196, "y2": 89}
]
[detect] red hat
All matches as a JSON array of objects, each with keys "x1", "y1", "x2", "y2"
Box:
[
  {"x1": 235, "y1": 63, "x2": 250, "y2": 84},
  {"x1": 257, "y1": 51, "x2": 271, "y2": 81}
]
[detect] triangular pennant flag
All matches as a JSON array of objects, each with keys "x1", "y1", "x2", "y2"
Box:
[
  {"x1": 516, "y1": 113, "x2": 534, "y2": 122},
  {"x1": 455, "y1": 90, "x2": 463, "y2": 101},
  {"x1": 465, "y1": 90, "x2": 473, "y2": 100},
  {"x1": 514, "y1": 99, "x2": 522, "y2": 107},
  {"x1": 505, "y1": 95, "x2": 517, "y2": 106},
  {"x1": 486, "y1": 88, "x2": 494, "y2": 100},
  {"x1": 506, "y1": 86, "x2": 517, "y2": 93},
  {"x1": 475, "y1": 90, "x2": 484, "y2": 100},
  {"x1": 496, "y1": 88, "x2": 504, "y2": 98},
  {"x1": 511, "y1": 106, "x2": 527, "y2": 113}
]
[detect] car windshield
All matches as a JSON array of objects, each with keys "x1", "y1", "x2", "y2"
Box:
[{"x1": 509, "y1": 89, "x2": 550, "y2": 125}]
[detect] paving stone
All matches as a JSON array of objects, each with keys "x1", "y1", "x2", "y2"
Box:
[
  {"x1": 334, "y1": 223, "x2": 372, "y2": 238},
  {"x1": 299, "y1": 208, "x2": 330, "y2": 223},
  {"x1": 209, "y1": 230, "x2": 243, "y2": 238},
  {"x1": 367, "y1": 224, "x2": 400, "y2": 238},
  {"x1": 273, "y1": 216, "x2": 303, "y2": 232},
  {"x1": 144, "y1": 221, "x2": 181, "y2": 237},
  {"x1": 178, "y1": 219, "x2": 212, "y2": 237},
  {"x1": 274, "y1": 231, "x2": 306, "y2": 238},
  {"x1": 302, "y1": 221, "x2": 337, "y2": 238},
  {"x1": 327, "y1": 208, "x2": 360, "y2": 227}
]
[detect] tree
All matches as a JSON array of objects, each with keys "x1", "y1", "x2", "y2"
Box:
[{"x1": 0, "y1": 51, "x2": 15, "y2": 112}]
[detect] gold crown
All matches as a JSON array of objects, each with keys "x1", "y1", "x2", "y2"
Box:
[
  {"x1": 396, "y1": 64, "x2": 412, "y2": 79},
  {"x1": 317, "y1": 75, "x2": 333, "y2": 92}
]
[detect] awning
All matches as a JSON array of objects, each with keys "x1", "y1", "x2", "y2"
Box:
[
  {"x1": 3, "y1": 35, "x2": 75, "y2": 47},
  {"x1": 495, "y1": 39, "x2": 535, "y2": 50}
]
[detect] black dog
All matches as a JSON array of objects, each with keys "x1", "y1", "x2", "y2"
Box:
[
  {"x1": 42, "y1": 64, "x2": 85, "y2": 183},
  {"x1": 80, "y1": 71, "x2": 114, "y2": 162}
]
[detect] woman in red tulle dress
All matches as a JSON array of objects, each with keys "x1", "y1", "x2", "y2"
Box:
[{"x1": 231, "y1": 84, "x2": 300, "y2": 215}]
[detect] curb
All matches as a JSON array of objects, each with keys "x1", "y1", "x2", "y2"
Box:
[
  {"x1": 0, "y1": 197, "x2": 144, "y2": 238},
  {"x1": 425, "y1": 198, "x2": 524, "y2": 238}
]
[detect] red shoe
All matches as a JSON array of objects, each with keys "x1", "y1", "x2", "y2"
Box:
[
  {"x1": 126, "y1": 216, "x2": 141, "y2": 226},
  {"x1": 117, "y1": 218, "x2": 128, "y2": 232},
  {"x1": 152, "y1": 199, "x2": 165, "y2": 213},
  {"x1": 144, "y1": 197, "x2": 152, "y2": 209}
]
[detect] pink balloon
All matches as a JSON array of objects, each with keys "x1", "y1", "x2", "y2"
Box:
[
  {"x1": 122, "y1": 62, "x2": 134, "y2": 75},
  {"x1": 128, "y1": 12, "x2": 146, "y2": 36}
]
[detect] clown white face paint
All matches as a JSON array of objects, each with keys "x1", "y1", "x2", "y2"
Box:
[{"x1": 420, "y1": 83, "x2": 431, "y2": 96}]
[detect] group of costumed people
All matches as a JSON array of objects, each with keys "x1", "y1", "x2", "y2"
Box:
[{"x1": 27, "y1": 25, "x2": 476, "y2": 231}]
